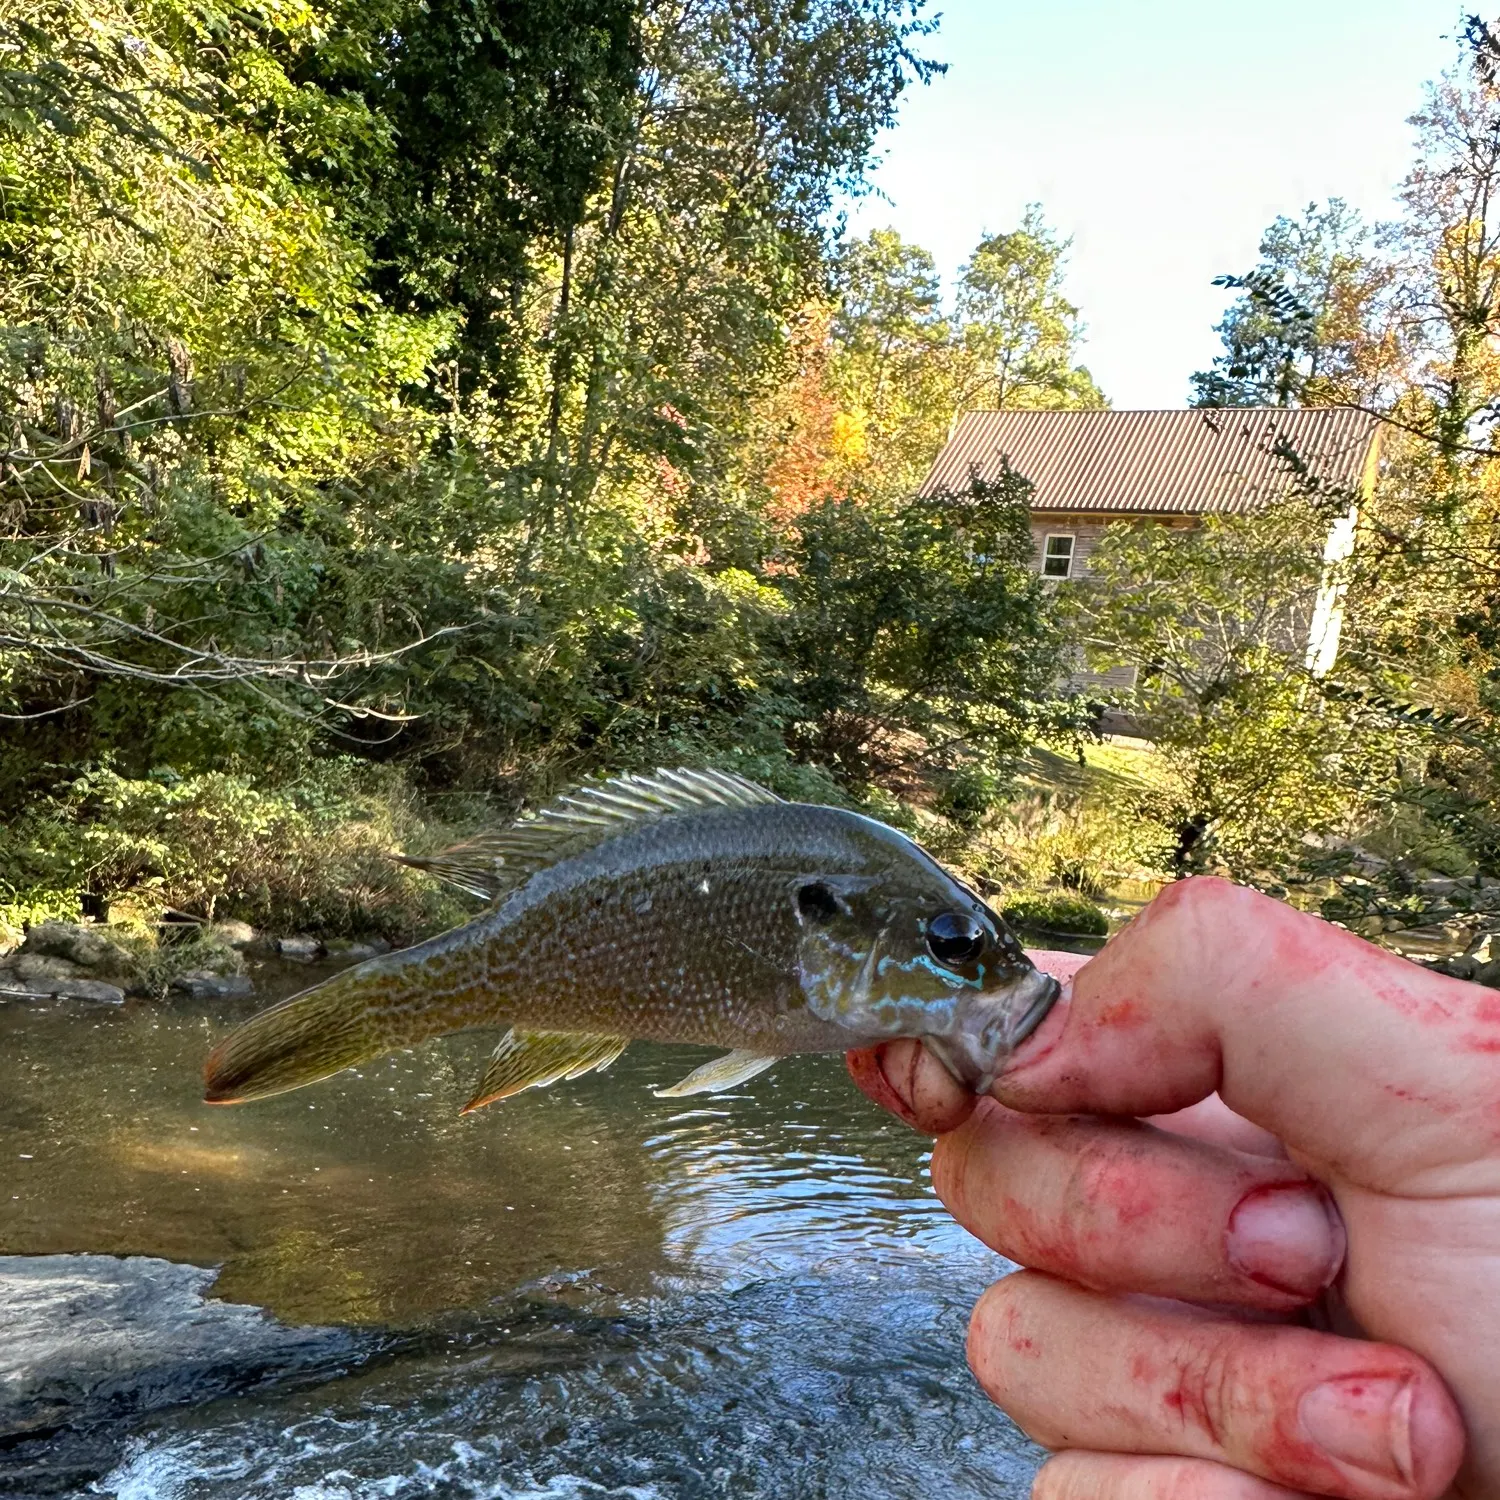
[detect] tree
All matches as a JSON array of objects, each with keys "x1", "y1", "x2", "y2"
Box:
[
  {"x1": 772, "y1": 471, "x2": 1073, "y2": 784},
  {"x1": 291, "y1": 0, "x2": 642, "y2": 398},
  {"x1": 1191, "y1": 200, "x2": 1400, "y2": 410},
  {"x1": 754, "y1": 214, "x2": 1111, "y2": 516},
  {"x1": 516, "y1": 0, "x2": 943, "y2": 541},
  {"x1": 1387, "y1": 27, "x2": 1500, "y2": 462},
  {"x1": 0, "y1": 0, "x2": 463, "y2": 785},
  {"x1": 952, "y1": 205, "x2": 1107, "y2": 413},
  {"x1": 824, "y1": 229, "x2": 956, "y2": 499},
  {"x1": 1073, "y1": 504, "x2": 1393, "y2": 879},
  {"x1": 1321, "y1": 19, "x2": 1500, "y2": 932}
]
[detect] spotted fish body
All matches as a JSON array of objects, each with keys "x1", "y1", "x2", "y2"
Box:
[{"x1": 203, "y1": 770, "x2": 1059, "y2": 1109}]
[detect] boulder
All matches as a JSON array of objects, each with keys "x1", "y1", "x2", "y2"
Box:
[
  {"x1": 276, "y1": 936, "x2": 323, "y2": 962},
  {"x1": 7, "y1": 953, "x2": 83, "y2": 983},
  {"x1": 1476, "y1": 959, "x2": 1500, "y2": 989},
  {"x1": 208, "y1": 919, "x2": 258, "y2": 949},
  {"x1": 18, "y1": 920, "x2": 132, "y2": 972}
]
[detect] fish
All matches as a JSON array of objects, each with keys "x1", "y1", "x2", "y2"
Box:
[{"x1": 202, "y1": 767, "x2": 1059, "y2": 1111}]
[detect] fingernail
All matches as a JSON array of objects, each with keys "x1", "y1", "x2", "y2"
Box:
[
  {"x1": 1299, "y1": 1374, "x2": 1415, "y2": 1485},
  {"x1": 1226, "y1": 1181, "x2": 1345, "y2": 1299}
]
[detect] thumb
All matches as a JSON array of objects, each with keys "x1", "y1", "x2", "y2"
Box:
[{"x1": 995, "y1": 878, "x2": 1500, "y2": 1185}]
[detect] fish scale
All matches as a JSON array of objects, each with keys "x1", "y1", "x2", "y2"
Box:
[{"x1": 203, "y1": 768, "x2": 1059, "y2": 1110}]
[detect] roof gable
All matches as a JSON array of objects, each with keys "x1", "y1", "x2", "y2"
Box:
[{"x1": 921, "y1": 407, "x2": 1382, "y2": 514}]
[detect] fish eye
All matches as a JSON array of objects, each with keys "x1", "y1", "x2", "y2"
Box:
[{"x1": 926, "y1": 911, "x2": 985, "y2": 968}]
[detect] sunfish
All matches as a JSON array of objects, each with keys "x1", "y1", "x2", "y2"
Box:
[{"x1": 203, "y1": 768, "x2": 1059, "y2": 1110}]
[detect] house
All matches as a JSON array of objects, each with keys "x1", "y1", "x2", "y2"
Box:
[{"x1": 921, "y1": 406, "x2": 1384, "y2": 686}]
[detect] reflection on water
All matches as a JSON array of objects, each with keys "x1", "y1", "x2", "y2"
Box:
[{"x1": 0, "y1": 962, "x2": 1047, "y2": 1497}]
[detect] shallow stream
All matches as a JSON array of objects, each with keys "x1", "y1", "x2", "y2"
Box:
[{"x1": 0, "y1": 960, "x2": 1048, "y2": 1498}]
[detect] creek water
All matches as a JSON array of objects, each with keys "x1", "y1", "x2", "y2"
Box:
[{"x1": 0, "y1": 959, "x2": 1051, "y2": 1499}]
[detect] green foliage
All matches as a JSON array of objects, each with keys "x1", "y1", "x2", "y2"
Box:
[
  {"x1": 298, "y1": 0, "x2": 641, "y2": 391},
  {"x1": 1, "y1": 0, "x2": 1089, "y2": 941},
  {"x1": 933, "y1": 764, "x2": 1005, "y2": 827},
  {"x1": 0, "y1": 0, "x2": 459, "y2": 771},
  {"x1": 954, "y1": 206, "x2": 1107, "y2": 412},
  {"x1": 1190, "y1": 200, "x2": 1396, "y2": 410},
  {"x1": 806, "y1": 216, "x2": 1107, "y2": 510},
  {"x1": 1072, "y1": 503, "x2": 1400, "y2": 880},
  {"x1": 1000, "y1": 890, "x2": 1108, "y2": 937},
  {"x1": 772, "y1": 471, "x2": 1075, "y2": 781},
  {"x1": 0, "y1": 762, "x2": 466, "y2": 942},
  {"x1": 824, "y1": 228, "x2": 956, "y2": 499}
]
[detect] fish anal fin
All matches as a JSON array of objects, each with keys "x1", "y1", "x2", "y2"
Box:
[
  {"x1": 654, "y1": 1049, "x2": 780, "y2": 1098},
  {"x1": 397, "y1": 768, "x2": 784, "y2": 903},
  {"x1": 462, "y1": 1030, "x2": 629, "y2": 1113}
]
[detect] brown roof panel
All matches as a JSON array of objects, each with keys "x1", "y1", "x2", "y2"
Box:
[{"x1": 920, "y1": 407, "x2": 1382, "y2": 513}]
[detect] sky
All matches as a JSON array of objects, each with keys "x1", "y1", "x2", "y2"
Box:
[{"x1": 844, "y1": 0, "x2": 1467, "y2": 408}]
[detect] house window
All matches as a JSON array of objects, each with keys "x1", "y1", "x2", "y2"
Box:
[{"x1": 1042, "y1": 534, "x2": 1075, "y2": 578}]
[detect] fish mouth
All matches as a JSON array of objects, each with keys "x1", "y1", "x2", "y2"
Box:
[
  {"x1": 1005, "y1": 967, "x2": 1061, "y2": 1050},
  {"x1": 923, "y1": 966, "x2": 1062, "y2": 1094}
]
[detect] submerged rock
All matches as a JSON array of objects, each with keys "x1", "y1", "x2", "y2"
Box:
[
  {"x1": 0, "y1": 1254, "x2": 346, "y2": 1437},
  {"x1": 0, "y1": 1254, "x2": 352, "y2": 1495},
  {"x1": 276, "y1": 936, "x2": 324, "y2": 961},
  {"x1": 323, "y1": 937, "x2": 391, "y2": 962},
  {"x1": 171, "y1": 972, "x2": 255, "y2": 999},
  {"x1": 0, "y1": 977, "x2": 125, "y2": 1005}
]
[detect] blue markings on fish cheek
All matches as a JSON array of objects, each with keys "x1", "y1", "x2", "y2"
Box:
[{"x1": 874, "y1": 951, "x2": 984, "y2": 990}]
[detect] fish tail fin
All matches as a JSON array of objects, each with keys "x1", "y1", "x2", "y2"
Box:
[
  {"x1": 203, "y1": 972, "x2": 382, "y2": 1103},
  {"x1": 203, "y1": 945, "x2": 487, "y2": 1104}
]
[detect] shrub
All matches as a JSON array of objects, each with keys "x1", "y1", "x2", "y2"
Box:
[
  {"x1": 0, "y1": 762, "x2": 466, "y2": 945},
  {"x1": 1001, "y1": 890, "x2": 1109, "y2": 937}
]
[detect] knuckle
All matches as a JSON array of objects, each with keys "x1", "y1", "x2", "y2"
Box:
[
  {"x1": 1153, "y1": 874, "x2": 1238, "y2": 919},
  {"x1": 1160, "y1": 1334, "x2": 1239, "y2": 1451}
]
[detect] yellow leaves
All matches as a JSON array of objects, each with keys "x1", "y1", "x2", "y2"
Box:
[{"x1": 829, "y1": 408, "x2": 867, "y2": 463}]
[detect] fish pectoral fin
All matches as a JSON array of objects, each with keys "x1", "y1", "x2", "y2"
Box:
[
  {"x1": 653, "y1": 1049, "x2": 781, "y2": 1098},
  {"x1": 462, "y1": 1030, "x2": 629, "y2": 1113}
]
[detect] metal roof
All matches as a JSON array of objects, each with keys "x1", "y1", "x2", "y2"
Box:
[{"x1": 920, "y1": 407, "x2": 1382, "y2": 514}]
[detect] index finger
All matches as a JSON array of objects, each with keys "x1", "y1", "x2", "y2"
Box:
[{"x1": 996, "y1": 879, "x2": 1500, "y2": 1193}]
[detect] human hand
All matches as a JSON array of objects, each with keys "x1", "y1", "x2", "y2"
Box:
[{"x1": 847, "y1": 877, "x2": 1500, "y2": 1500}]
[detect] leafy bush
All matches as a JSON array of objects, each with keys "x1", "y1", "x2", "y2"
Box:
[
  {"x1": 1001, "y1": 891, "x2": 1109, "y2": 937},
  {"x1": 0, "y1": 763, "x2": 466, "y2": 945},
  {"x1": 934, "y1": 765, "x2": 1006, "y2": 827}
]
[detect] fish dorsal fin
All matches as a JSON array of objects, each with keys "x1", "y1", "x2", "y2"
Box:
[
  {"x1": 462, "y1": 1030, "x2": 630, "y2": 1113},
  {"x1": 653, "y1": 1049, "x2": 780, "y2": 1098},
  {"x1": 396, "y1": 767, "x2": 784, "y2": 902}
]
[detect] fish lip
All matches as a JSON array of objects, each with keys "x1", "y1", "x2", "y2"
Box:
[
  {"x1": 923, "y1": 968, "x2": 1063, "y2": 1093},
  {"x1": 1005, "y1": 970, "x2": 1061, "y2": 1050}
]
